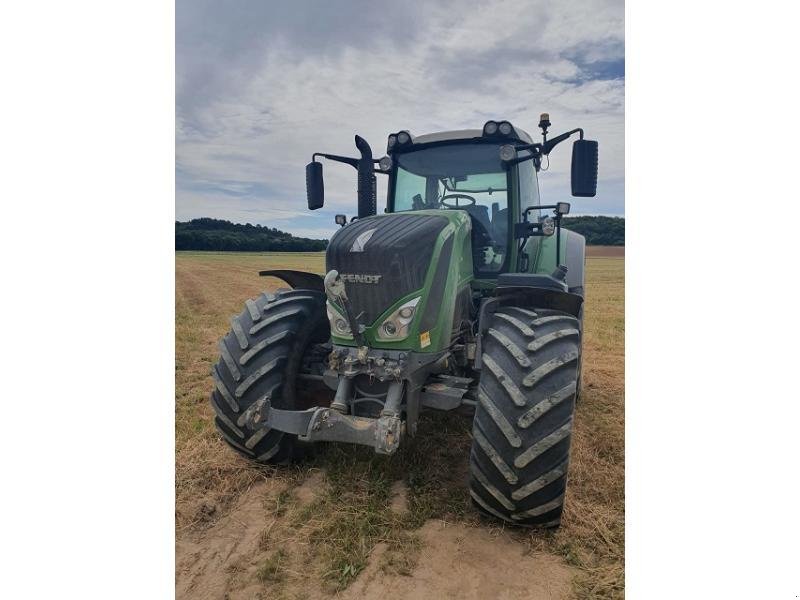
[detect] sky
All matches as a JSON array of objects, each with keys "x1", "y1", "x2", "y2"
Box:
[{"x1": 176, "y1": 0, "x2": 624, "y2": 240}]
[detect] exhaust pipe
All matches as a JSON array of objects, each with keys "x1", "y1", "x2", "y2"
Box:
[{"x1": 355, "y1": 135, "x2": 376, "y2": 218}]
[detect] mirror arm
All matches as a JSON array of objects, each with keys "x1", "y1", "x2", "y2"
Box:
[
  {"x1": 312, "y1": 152, "x2": 359, "y2": 169},
  {"x1": 542, "y1": 128, "x2": 584, "y2": 155},
  {"x1": 504, "y1": 143, "x2": 542, "y2": 167}
]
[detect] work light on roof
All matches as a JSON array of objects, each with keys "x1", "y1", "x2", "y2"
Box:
[
  {"x1": 397, "y1": 131, "x2": 410, "y2": 144},
  {"x1": 498, "y1": 121, "x2": 513, "y2": 135},
  {"x1": 483, "y1": 121, "x2": 498, "y2": 135}
]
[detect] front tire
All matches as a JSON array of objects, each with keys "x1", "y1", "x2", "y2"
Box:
[
  {"x1": 469, "y1": 307, "x2": 581, "y2": 527},
  {"x1": 210, "y1": 289, "x2": 329, "y2": 464}
]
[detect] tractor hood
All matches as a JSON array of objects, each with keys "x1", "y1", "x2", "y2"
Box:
[{"x1": 325, "y1": 210, "x2": 474, "y2": 352}]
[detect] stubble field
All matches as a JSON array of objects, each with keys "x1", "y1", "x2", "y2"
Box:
[{"x1": 175, "y1": 250, "x2": 624, "y2": 599}]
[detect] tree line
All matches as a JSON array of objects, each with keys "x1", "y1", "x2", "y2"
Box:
[
  {"x1": 562, "y1": 216, "x2": 624, "y2": 246},
  {"x1": 175, "y1": 215, "x2": 624, "y2": 252},
  {"x1": 175, "y1": 218, "x2": 328, "y2": 252}
]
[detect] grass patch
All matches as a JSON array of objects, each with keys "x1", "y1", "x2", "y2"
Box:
[
  {"x1": 256, "y1": 549, "x2": 287, "y2": 583},
  {"x1": 379, "y1": 534, "x2": 422, "y2": 576}
]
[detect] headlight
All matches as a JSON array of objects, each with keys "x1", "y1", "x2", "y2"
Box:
[
  {"x1": 377, "y1": 297, "x2": 420, "y2": 340},
  {"x1": 326, "y1": 301, "x2": 353, "y2": 338}
]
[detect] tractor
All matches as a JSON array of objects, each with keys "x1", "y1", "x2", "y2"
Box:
[{"x1": 210, "y1": 115, "x2": 598, "y2": 527}]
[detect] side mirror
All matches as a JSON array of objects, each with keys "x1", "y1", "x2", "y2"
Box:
[
  {"x1": 571, "y1": 139, "x2": 598, "y2": 197},
  {"x1": 306, "y1": 161, "x2": 324, "y2": 210}
]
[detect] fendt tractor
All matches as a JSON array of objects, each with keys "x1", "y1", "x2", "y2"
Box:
[{"x1": 211, "y1": 115, "x2": 599, "y2": 527}]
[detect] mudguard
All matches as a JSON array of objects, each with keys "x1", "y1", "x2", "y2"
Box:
[
  {"x1": 258, "y1": 269, "x2": 325, "y2": 292},
  {"x1": 494, "y1": 273, "x2": 583, "y2": 318},
  {"x1": 562, "y1": 228, "x2": 586, "y2": 297}
]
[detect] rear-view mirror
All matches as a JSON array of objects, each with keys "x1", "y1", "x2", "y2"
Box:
[
  {"x1": 571, "y1": 139, "x2": 598, "y2": 197},
  {"x1": 306, "y1": 161, "x2": 324, "y2": 210}
]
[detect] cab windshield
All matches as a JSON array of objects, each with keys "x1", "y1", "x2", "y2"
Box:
[{"x1": 392, "y1": 143, "x2": 509, "y2": 273}]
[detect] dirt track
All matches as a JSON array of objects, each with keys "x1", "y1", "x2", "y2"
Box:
[
  {"x1": 176, "y1": 475, "x2": 574, "y2": 600},
  {"x1": 175, "y1": 251, "x2": 624, "y2": 599}
]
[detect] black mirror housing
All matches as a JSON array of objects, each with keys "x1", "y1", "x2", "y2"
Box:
[
  {"x1": 306, "y1": 161, "x2": 324, "y2": 210},
  {"x1": 571, "y1": 139, "x2": 598, "y2": 197}
]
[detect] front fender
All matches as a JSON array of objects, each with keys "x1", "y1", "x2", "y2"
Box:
[
  {"x1": 494, "y1": 272, "x2": 583, "y2": 317},
  {"x1": 258, "y1": 269, "x2": 325, "y2": 293}
]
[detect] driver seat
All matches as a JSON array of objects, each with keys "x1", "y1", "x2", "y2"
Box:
[{"x1": 462, "y1": 204, "x2": 492, "y2": 238}]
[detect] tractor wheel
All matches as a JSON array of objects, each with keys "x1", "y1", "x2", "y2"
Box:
[
  {"x1": 469, "y1": 307, "x2": 581, "y2": 527},
  {"x1": 210, "y1": 289, "x2": 330, "y2": 464}
]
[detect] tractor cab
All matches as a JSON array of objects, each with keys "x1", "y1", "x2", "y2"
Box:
[{"x1": 387, "y1": 131, "x2": 529, "y2": 277}]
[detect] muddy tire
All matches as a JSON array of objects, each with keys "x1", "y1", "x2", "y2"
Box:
[
  {"x1": 575, "y1": 304, "x2": 584, "y2": 403},
  {"x1": 210, "y1": 289, "x2": 330, "y2": 464},
  {"x1": 469, "y1": 307, "x2": 580, "y2": 527}
]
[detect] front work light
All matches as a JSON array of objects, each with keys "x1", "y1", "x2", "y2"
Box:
[
  {"x1": 397, "y1": 131, "x2": 410, "y2": 144},
  {"x1": 499, "y1": 144, "x2": 516, "y2": 162},
  {"x1": 483, "y1": 121, "x2": 498, "y2": 135},
  {"x1": 378, "y1": 156, "x2": 392, "y2": 172},
  {"x1": 335, "y1": 214, "x2": 347, "y2": 226},
  {"x1": 498, "y1": 121, "x2": 513, "y2": 135},
  {"x1": 556, "y1": 202, "x2": 571, "y2": 215}
]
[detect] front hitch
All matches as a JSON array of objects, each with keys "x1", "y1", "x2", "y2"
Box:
[{"x1": 243, "y1": 379, "x2": 404, "y2": 455}]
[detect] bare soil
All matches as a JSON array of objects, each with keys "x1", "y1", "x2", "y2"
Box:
[
  {"x1": 175, "y1": 251, "x2": 624, "y2": 599},
  {"x1": 343, "y1": 521, "x2": 573, "y2": 600},
  {"x1": 177, "y1": 484, "x2": 573, "y2": 600}
]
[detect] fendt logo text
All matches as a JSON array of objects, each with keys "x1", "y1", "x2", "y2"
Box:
[{"x1": 339, "y1": 273, "x2": 382, "y2": 284}]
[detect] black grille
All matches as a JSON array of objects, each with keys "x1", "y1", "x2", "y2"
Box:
[{"x1": 326, "y1": 214, "x2": 449, "y2": 325}]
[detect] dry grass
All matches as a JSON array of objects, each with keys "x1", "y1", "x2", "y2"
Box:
[
  {"x1": 585, "y1": 245, "x2": 624, "y2": 258},
  {"x1": 175, "y1": 250, "x2": 624, "y2": 598}
]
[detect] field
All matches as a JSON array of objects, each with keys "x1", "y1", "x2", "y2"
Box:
[{"x1": 176, "y1": 251, "x2": 624, "y2": 599}]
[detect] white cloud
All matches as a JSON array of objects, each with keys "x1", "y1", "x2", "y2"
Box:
[{"x1": 177, "y1": 0, "x2": 625, "y2": 233}]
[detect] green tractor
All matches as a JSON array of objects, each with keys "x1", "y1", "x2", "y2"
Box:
[{"x1": 210, "y1": 115, "x2": 598, "y2": 527}]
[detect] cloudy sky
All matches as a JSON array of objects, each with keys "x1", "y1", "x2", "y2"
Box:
[{"x1": 176, "y1": 0, "x2": 624, "y2": 240}]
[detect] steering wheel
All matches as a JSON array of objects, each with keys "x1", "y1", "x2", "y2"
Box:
[{"x1": 440, "y1": 193, "x2": 477, "y2": 208}]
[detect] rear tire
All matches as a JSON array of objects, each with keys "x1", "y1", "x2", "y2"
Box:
[
  {"x1": 210, "y1": 289, "x2": 329, "y2": 464},
  {"x1": 469, "y1": 307, "x2": 580, "y2": 527}
]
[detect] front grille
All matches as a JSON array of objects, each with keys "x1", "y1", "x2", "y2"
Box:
[{"x1": 326, "y1": 214, "x2": 448, "y2": 325}]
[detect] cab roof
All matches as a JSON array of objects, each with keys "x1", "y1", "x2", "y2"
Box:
[{"x1": 412, "y1": 127, "x2": 534, "y2": 145}]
